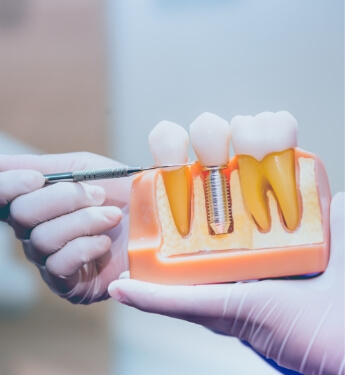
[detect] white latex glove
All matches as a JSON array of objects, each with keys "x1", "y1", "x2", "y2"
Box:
[
  {"x1": 0, "y1": 153, "x2": 131, "y2": 304},
  {"x1": 108, "y1": 193, "x2": 345, "y2": 374}
]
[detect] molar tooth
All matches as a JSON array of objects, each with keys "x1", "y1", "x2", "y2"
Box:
[
  {"x1": 230, "y1": 111, "x2": 299, "y2": 232},
  {"x1": 149, "y1": 121, "x2": 191, "y2": 236}
]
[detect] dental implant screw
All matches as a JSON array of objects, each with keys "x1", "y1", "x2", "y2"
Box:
[{"x1": 204, "y1": 166, "x2": 232, "y2": 235}]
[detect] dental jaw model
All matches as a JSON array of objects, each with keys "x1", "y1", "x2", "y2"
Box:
[{"x1": 128, "y1": 112, "x2": 331, "y2": 285}]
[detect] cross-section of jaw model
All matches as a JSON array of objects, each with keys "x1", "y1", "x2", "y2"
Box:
[{"x1": 128, "y1": 112, "x2": 331, "y2": 285}]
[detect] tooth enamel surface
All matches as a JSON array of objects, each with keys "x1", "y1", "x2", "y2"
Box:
[
  {"x1": 149, "y1": 121, "x2": 191, "y2": 236},
  {"x1": 190, "y1": 112, "x2": 230, "y2": 166},
  {"x1": 230, "y1": 111, "x2": 299, "y2": 232},
  {"x1": 149, "y1": 121, "x2": 189, "y2": 166},
  {"x1": 230, "y1": 111, "x2": 297, "y2": 161}
]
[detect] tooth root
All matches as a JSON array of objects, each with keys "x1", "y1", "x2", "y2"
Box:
[
  {"x1": 237, "y1": 156, "x2": 271, "y2": 232},
  {"x1": 237, "y1": 149, "x2": 300, "y2": 232},
  {"x1": 263, "y1": 149, "x2": 299, "y2": 231},
  {"x1": 162, "y1": 167, "x2": 191, "y2": 237}
]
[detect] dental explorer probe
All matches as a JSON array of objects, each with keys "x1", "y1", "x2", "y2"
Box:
[{"x1": 44, "y1": 163, "x2": 194, "y2": 184}]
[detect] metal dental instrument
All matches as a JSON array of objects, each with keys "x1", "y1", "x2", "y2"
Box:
[{"x1": 44, "y1": 163, "x2": 194, "y2": 184}]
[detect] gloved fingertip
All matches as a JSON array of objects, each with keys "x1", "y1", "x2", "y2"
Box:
[
  {"x1": 332, "y1": 191, "x2": 344, "y2": 202},
  {"x1": 331, "y1": 192, "x2": 344, "y2": 214},
  {"x1": 114, "y1": 206, "x2": 123, "y2": 217},
  {"x1": 330, "y1": 192, "x2": 345, "y2": 231},
  {"x1": 23, "y1": 170, "x2": 46, "y2": 190},
  {"x1": 104, "y1": 206, "x2": 123, "y2": 225},
  {"x1": 119, "y1": 271, "x2": 130, "y2": 279},
  {"x1": 108, "y1": 281, "x2": 129, "y2": 304},
  {"x1": 96, "y1": 234, "x2": 112, "y2": 250}
]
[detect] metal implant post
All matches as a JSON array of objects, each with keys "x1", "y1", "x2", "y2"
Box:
[{"x1": 204, "y1": 166, "x2": 232, "y2": 235}]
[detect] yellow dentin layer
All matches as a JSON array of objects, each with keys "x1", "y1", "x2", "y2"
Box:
[
  {"x1": 237, "y1": 148, "x2": 299, "y2": 232},
  {"x1": 162, "y1": 166, "x2": 191, "y2": 236}
]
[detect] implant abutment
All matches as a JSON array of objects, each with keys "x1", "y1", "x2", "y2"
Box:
[
  {"x1": 203, "y1": 166, "x2": 233, "y2": 235},
  {"x1": 189, "y1": 112, "x2": 232, "y2": 235}
]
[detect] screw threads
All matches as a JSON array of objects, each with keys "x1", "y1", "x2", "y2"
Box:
[{"x1": 204, "y1": 168, "x2": 232, "y2": 235}]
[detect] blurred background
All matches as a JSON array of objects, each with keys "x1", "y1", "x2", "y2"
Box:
[{"x1": 0, "y1": 0, "x2": 343, "y2": 374}]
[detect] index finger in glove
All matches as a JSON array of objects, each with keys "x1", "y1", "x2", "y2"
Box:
[{"x1": 0, "y1": 170, "x2": 45, "y2": 221}]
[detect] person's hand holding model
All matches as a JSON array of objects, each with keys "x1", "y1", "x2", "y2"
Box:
[
  {"x1": 108, "y1": 192, "x2": 344, "y2": 374},
  {"x1": 0, "y1": 152, "x2": 131, "y2": 303}
]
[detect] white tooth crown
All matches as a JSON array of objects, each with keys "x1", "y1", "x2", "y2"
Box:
[
  {"x1": 190, "y1": 112, "x2": 230, "y2": 166},
  {"x1": 148, "y1": 121, "x2": 189, "y2": 165},
  {"x1": 230, "y1": 111, "x2": 298, "y2": 160}
]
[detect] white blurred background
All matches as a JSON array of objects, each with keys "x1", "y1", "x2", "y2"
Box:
[
  {"x1": 107, "y1": 0, "x2": 344, "y2": 195},
  {"x1": 0, "y1": 0, "x2": 343, "y2": 374}
]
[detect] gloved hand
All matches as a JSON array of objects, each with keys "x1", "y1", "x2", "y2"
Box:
[
  {"x1": 108, "y1": 192, "x2": 345, "y2": 374},
  {"x1": 0, "y1": 152, "x2": 131, "y2": 304}
]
